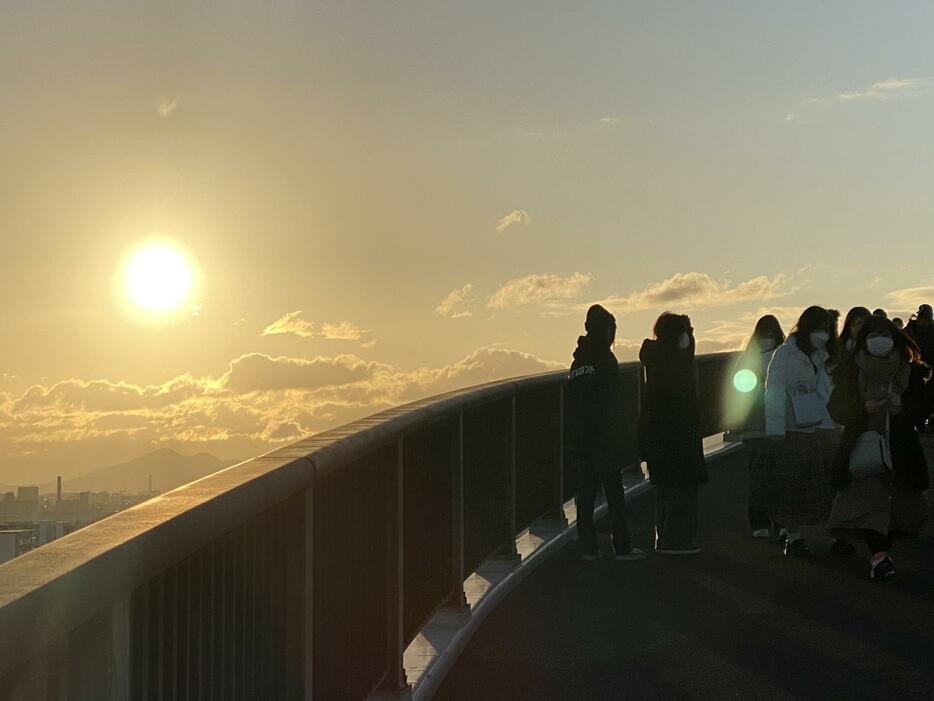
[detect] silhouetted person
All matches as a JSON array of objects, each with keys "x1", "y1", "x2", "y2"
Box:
[
  {"x1": 727, "y1": 315, "x2": 785, "y2": 538},
  {"x1": 838, "y1": 307, "x2": 871, "y2": 362},
  {"x1": 567, "y1": 305, "x2": 646, "y2": 561},
  {"x1": 757, "y1": 306, "x2": 843, "y2": 558},
  {"x1": 905, "y1": 304, "x2": 934, "y2": 365},
  {"x1": 872, "y1": 308, "x2": 888, "y2": 318},
  {"x1": 893, "y1": 317, "x2": 904, "y2": 331},
  {"x1": 638, "y1": 313, "x2": 707, "y2": 555},
  {"x1": 827, "y1": 316, "x2": 929, "y2": 580}
]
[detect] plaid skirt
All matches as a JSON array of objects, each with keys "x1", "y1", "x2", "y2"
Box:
[{"x1": 750, "y1": 430, "x2": 839, "y2": 526}]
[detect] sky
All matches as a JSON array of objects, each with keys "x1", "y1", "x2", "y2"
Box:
[{"x1": 3, "y1": 2, "x2": 934, "y2": 485}]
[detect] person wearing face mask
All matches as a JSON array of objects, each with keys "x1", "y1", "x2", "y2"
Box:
[
  {"x1": 827, "y1": 317, "x2": 929, "y2": 581},
  {"x1": 754, "y1": 306, "x2": 843, "y2": 558},
  {"x1": 837, "y1": 307, "x2": 872, "y2": 363},
  {"x1": 727, "y1": 315, "x2": 786, "y2": 538},
  {"x1": 637, "y1": 313, "x2": 707, "y2": 555},
  {"x1": 567, "y1": 305, "x2": 647, "y2": 561}
]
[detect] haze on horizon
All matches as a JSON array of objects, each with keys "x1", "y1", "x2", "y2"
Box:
[{"x1": 2, "y1": 2, "x2": 934, "y2": 484}]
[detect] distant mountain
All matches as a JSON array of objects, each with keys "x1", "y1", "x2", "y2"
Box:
[{"x1": 40, "y1": 448, "x2": 238, "y2": 495}]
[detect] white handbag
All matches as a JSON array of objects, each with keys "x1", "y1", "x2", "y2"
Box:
[
  {"x1": 849, "y1": 390, "x2": 893, "y2": 479},
  {"x1": 790, "y1": 382, "x2": 824, "y2": 428}
]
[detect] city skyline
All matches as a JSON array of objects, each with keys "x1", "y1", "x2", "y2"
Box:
[{"x1": 3, "y1": 2, "x2": 934, "y2": 482}]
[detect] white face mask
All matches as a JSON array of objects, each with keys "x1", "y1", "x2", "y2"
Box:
[
  {"x1": 759, "y1": 338, "x2": 777, "y2": 352},
  {"x1": 678, "y1": 333, "x2": 691, "y2": 349},
  {"x1": 866, "y1": 336, "x2": 894, "y2": 357},
  {"x1": 809, "y1": 331, "x2": 830, "y2": 349}
]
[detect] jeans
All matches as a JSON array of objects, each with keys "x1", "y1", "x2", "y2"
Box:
[{"x1": 572, "y1": 450, "x2": 632, "y2": 554}]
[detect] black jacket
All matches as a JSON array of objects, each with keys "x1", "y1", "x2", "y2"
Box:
[
  {"x1": 905, "y1": 321, "x2": 934, "y2": 366},
  {"x1": 827, "y1": 360, "x2": 930, "y2": 490},
  {"x1": 565, "y1": 335, "x2": 624, "y2": 459},
  {"x1": 636, "y1": 339, "x2": 708, "y2": 486}
]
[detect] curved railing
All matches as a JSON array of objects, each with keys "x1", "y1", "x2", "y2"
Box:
[{"x1": 0, "y1": 352, "x2": 737, "y2": 700}]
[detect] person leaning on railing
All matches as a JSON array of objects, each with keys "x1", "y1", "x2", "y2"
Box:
[
  {"x1": 726, "y1": 315, "x2": 785, "y2": 540},
  {"x1": 826, "y1": 316, "x2": 930, "y2": 581},
  {"x1": 637, "y1": 312, "x2": 707, "y2": 556}
]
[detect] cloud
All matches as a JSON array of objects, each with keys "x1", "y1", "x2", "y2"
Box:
[
  {"x1": 868, "y1": 276, "x2": 884, "y2": 290},
  {"x1": 783, "y1": 113, "x2": 803, "y2": 124},
  {"x1": 886, "y1": 283, "x2": 934, "y2": 312},
  {"x1": 593, "y1": 272, "x2": 793, "y2": 315},
  {"x1": 495, "y1": 209, "x2": 531, "y2": 234},
  {"x1": 262, "y1": 311, "x2": 367, "y2": 341},
  {"x1": 488, "y1": 273, "x2": 593, "y2": 310},
  {"x1": 435, "y1": 284, "x2": 477, "y2": 318},
  {"x1": 835, "y1": 77, "x2": 932, "y2": 101},
  {"x1": 599, "y1": 117, "x2": 620, "y2": 125},
  {"x1": 514, "y1": 127, "x2": 544, "y2": 140},
  {"x1": 157, "y1": 94, "x2": 184, "y2": 118},
  {"x1": 0, "y1": 346, "x2": 563, "y2": 484}
]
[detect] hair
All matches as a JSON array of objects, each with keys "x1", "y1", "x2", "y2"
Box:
[
  {"x1": 893, "y1": 317, "x2": 904, "y2": 329},
  {"x1": 840, "y1": 306, "x2": 871, "y2": 346},
  {"x1": 653, "y1": 312, "x2": 692, "y2": 346},
  {"x1": 791, "y1": 306, "x2": 836, "y2": 360},
  {"x1": 748, "y1": 314, "x2": 785, "y2": 350},
  {"x1": 918, "y1": 304, "x2": 933, "y2": 321},
  {"x1": 852, "y1": 315, "x2": 921, "y2": 364},
  {"x1": 872, "y1": 308, "x2": 888, "y2": 318}
]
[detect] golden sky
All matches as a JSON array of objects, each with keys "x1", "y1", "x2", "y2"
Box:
[{"x1": 3, "y1": 3, "x2": 934, "y2": 483}]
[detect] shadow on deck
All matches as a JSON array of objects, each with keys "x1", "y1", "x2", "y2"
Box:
[{"x1": 436, "y1": 440, "x2": 934, "y2": 700}]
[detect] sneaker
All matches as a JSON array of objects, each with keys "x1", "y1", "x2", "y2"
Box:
[
  {"x1": 784, "y1": 538, "x2": 811, "y2": 557},
  {"x1": 870, "y1": 553, "x2": 895, "y2": 581},
  {"x1": 830, "y1": 539, "x2": 857, "y2": 557},
  {"x1": 752, "y1": 528, "x2": 771, "y2": 539},
  {"x1": 614, "y1": 547, "x2": 648, "y2": 561},
  {"x1": 655, "y1": 546, "x2": 701, "y2": 555}
]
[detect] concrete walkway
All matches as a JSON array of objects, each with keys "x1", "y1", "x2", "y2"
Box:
[{"x1": 436, "y1": 442, "x2": 934, "y2": 700}]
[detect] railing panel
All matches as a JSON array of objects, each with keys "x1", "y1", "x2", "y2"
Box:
[
  {"x1": 312, "y1": 447, "x2": 394, "y2": 701},
  {"x1": 402, "y1": 418, "x2": 458, "y2": 643},
  {"x1": 515, "y1": 385, "x2": 562, "y2": 530},
  {"x1": 697, "y1": 354, "x2": 734, "y2": 436},
  {"x1": 463, "y1": 398, "x2": 515, "y2": 575}
]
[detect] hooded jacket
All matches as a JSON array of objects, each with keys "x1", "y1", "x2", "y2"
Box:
[
  {"x1": 565, "y1": 334, "x2": 625, "y2": 458},
  {"x1": 636, "y1": 338, "x2": 707, "y2": 486},
  {"x1": 726, "y1": 343, "x2": 778, "y2": 440}
]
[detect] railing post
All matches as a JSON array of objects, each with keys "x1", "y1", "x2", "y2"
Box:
[
  {"x1": 494, "y1": 397, "x2": 520, "y2": 559},
  {"x1": 444, "y1": 414, "x2": 468, "y2": 611},
  {"x1": 303, "y1": 485, "x2": 314, "y2": 700},
  {"x1": 111, "y1": 598, "x2": 130, "y2": 701},
  {"x1": 376, "y1": 438, "x2": 410, "y2": 699}
]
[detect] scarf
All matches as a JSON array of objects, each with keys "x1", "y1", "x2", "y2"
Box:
[{"x1": 854, "y1": 350, "x2": 910, "y2": 433}]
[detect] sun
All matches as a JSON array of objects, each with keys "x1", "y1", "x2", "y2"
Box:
[{"x1": 124, "y1": 244, "x2": 194, "y2": 314}]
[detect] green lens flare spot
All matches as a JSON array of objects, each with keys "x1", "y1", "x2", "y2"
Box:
[{"x1": 733, "y1": 369, "x2": 758, "y2": 393}]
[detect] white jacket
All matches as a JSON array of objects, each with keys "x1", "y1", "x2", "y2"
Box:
[{"x1": 764, "y1": 335, "x2": 836, "y2": 436}]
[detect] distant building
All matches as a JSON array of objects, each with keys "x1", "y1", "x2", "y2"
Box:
[
  {"x1": 37, "y1": 521, "x2": 67, "y2": 546},
  {"x1": 0, "y1": 529, "x2": 35, "y2": 565}
]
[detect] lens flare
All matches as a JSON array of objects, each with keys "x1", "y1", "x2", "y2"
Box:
[{"x1": 733, "y1": 369, "x2": 758, "y2": 393}]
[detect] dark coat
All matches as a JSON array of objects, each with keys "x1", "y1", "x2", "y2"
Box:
[
  {"x1": 637, "y1": 339, "x2": 708, "y2": 487},
  {"x1": 827, "y1": 360, "x2": 930, "y2": 491},
  {"x1": 565, "y1": 335, "x2": 625, "y2": 460},
  {"x1": 905, "y1": 321, "x2": 934, "y2": 366}
]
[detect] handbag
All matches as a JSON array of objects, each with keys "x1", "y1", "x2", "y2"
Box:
[
  {"x1": 790, "y1": 382, "x2": 824, "y2": 428},
  {"x1": 849, "y1": 386, "x2": 893, "y2": 479}
]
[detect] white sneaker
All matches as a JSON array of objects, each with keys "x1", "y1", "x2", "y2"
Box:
[
  {"x1": 614, "y1": 547, "x2": 648, "y2": 561},
  {"x1": 752, "y1": 528, "x2": 771, "y2": 539},
  {"x1": 655, "y1": 546, "x2": 701, "y2": 555}
]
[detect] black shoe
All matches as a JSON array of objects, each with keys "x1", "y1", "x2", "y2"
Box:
[
  {"x1": 870, "y1": 555, "x2": 895, "y2": 581},
  {"x1": 830, "y1": 539, "x2": 857, "y2": 556},
  {"x1": 784, "y1": 538, "x2": 811, "y2": 557}
]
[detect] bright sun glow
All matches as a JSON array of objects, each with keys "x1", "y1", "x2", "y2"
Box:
[
  {"x1": 124, "y1": 244, "x2": 193, "y2": 313},
  {"x1": 733, "y1": 369, "x2": 758, "y2": 393}
]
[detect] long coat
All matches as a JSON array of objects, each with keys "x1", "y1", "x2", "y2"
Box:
[
  {"x1": 636, "y1": 339, "x2": 708, "y2": 487},
  {"x1": 827, "y1": 360, "x2": 930, "y2": 491}
]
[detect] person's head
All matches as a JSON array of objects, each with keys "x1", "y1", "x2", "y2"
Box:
[
  {"x1": 853, "y1": 315, "x2": 921, "y2": 363},
  {"x1": 917, "y1": 304, "x2": 933, "y2": 324},
  {"x1": 893, "y1": 317, "x2": 905, "y2": 330},
  {"x1": 653, "y1": 312, "x2": 693, "y2": 350},
  {"x1": 872, "y1": 308, "x2": 888, "y2": 318},
  {"x1": 585, "y1": 304, "x2": 616, "y2": 346},
  {"x1": 841, "y1": 307, "x2": 871, "y2": 343},
  {"x1": 791, "y1": 306, "x2": 836, "y2": 357},
  {"x1": 749, "y1": 315, "x2": 785, "y2": 352},
  {"x1": 827, "y1": 308, "x2": 841, "y2": 327}
]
